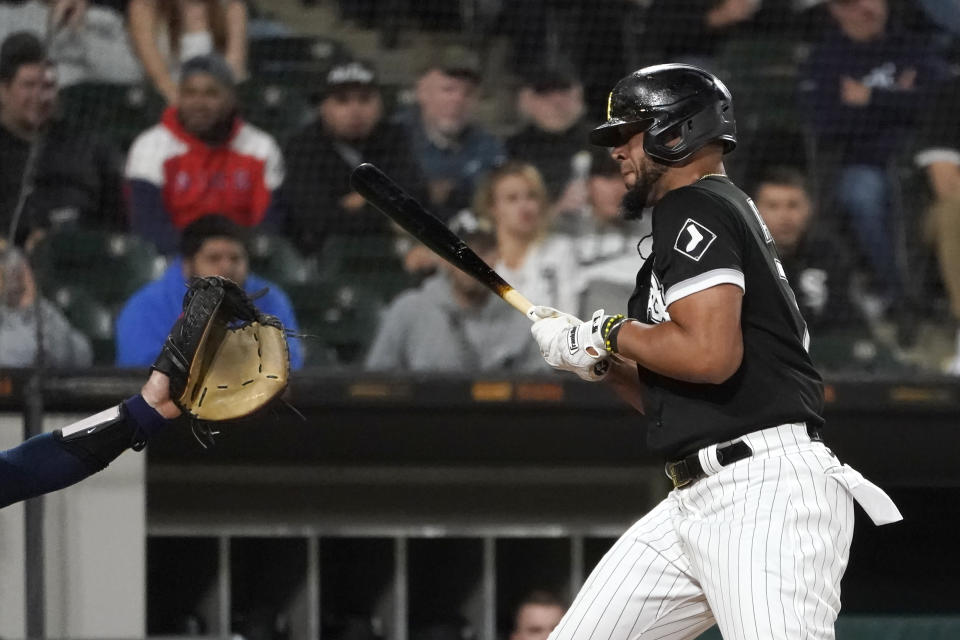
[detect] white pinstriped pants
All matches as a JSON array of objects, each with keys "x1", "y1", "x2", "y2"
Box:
[{"x1": 551, "y1": 423, "x2": 856, "y2": 640}]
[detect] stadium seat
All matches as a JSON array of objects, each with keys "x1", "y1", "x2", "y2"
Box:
[
  {"x1": 58, "y1": 83, "x2": 165, "y2": 151},
  {"x1": 249, "y1": 36, "x2": 349, "y2": 78},
  {"x1": 315, "y1": 234, "x2": 414, "y2": 301},
  {"x1": 809, "y1": 329, "x2": 903, "y2": 374},
  {"x1": 247, "y1": 233, "x2": 315, "y2": 286},
  {"x1": 32, "y1": 230, "x2": 165, "y2": 310},
  {"x1": 50, "y1": 285, "x2": 115, "y2": 365},
  {"x1": 236, "y1": 78, "x2": 312, "y2": 142},
  {"x1": 287, "y1": 280, "x2": 384, "y2": 365}
]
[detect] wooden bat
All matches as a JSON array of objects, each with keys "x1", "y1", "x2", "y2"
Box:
[{"x1": 350, "y1": 162, "x2": 537, "y2": 320}]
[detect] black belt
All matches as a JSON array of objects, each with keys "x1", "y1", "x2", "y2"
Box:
[{"x1": 665, "y1": 423, "x2": 822, "y2": 489}]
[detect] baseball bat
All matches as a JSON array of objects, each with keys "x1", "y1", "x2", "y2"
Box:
[{"x1": 350, "y1": 162, "x2": 537, "y2": 320}]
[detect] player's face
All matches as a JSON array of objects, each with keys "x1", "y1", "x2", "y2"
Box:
[
  {"x1": 416, "y1": 70, "x2": 478, "y2": 136},
  {"x1": 320, "y1": 87, "x2": 383, "y2": 141},
  {"x1": 185, "y1": 237, "x2": 249, "y2": 284},
  {"x1": 610, "y1": 131, "x2": 669, "y2": 210},
  {"x1": 0, "y1": 63, "x2": 57, "y2": 133},
  {"x1": 753, "y1": 183, "x2": 813, "y2": 251},
  {"x1": 489, "y1": 174, "x2": 545, "y2": 239},
  {"x1": 510, "y1": 604, "x2": 565, "y2": 640},
  {"x1": 828, "y1": 0, "x2": 887, "y2": 42},
  {"x1": 178, "y1": 73, "x2": 235, "y2": 137}
]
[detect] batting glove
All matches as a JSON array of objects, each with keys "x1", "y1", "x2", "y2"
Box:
[{"x1": 530, "y1": 307, "x2": 611, "y2": 381}]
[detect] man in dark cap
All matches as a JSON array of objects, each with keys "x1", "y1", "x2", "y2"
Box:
[
  {"x1": 0, "y1": 31, "x2": 124, "y2": 244},
  {"x1": 506, "y1": 65, "x2": 595, "y2": 216},
  {"x1": 397, "y1": 48, "x2": 505, "y2": 220},
  {"x1": 125, "y1": 53, "x2": 285, "y2": 254},
  {"x1": 280, "y1": 58, "x2": 426, "y2": 255}
]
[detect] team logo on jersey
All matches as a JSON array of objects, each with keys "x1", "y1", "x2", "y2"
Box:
[
  {"x1": 673, "y1": 219, "x2": 717, "y2": 261},
  {"x1": 647, "y1": 272, "x2": 670, "y2": 324},
  {"x1": 746, "y1": 198, "x2": 774, "y2": 244}
]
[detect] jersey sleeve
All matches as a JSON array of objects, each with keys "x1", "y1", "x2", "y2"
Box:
[{"x1": 651, "y1": 187, "x2": 746, "y2": 308}]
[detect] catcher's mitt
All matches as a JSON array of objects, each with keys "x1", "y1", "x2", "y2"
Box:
[{"x1": 152, "y1": 276, "x2": 289, "y2": 424}]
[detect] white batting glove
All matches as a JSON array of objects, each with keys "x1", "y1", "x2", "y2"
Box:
[{"x1": 530, "y1": 307, "x2": 611, "y2": 381}]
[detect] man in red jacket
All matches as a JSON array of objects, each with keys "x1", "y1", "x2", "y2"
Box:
[{"x1": 125, "y1": 54, "x2": 284, "y2": 253}]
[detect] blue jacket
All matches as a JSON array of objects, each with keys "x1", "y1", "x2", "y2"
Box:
[
  {"x1": 115, "y1": 259, "x2": 303, "y2": 369},
  {"x1": 799, "y1": 28, "x2": 945, "y2": 165}
]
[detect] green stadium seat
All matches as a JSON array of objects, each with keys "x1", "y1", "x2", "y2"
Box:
[
  {"x1": 316, "y1": 234, "x2": 414, "y2": 301},
  {"x1": 50, "y1": 285, "x2": 115, "y2": 365},
  {"x1": 809, "y1": 329, "x2": 903, "y2": 374},
  {"x1": 58, "y1": 83, "x2": 165, "y2": 151},
  {"x1": 32, "y1": 230, "x2": 165, "y2": 310},
  {"x1": 247, "y1": 233, "x2": 314, "y2": 286},
  {"x1": 249, "y1": 36, "x2": 349, "y2": 79},
  {"x1": 236, "y1": 78, "x2": 312, "y2": 142},
  {"x1": 287, "y1": 280, "x2": 384, "y2": 365}
]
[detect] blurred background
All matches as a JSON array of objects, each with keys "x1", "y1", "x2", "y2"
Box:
[{"x1": 0, "y1": 0, "x2": 958, "y2": 638}]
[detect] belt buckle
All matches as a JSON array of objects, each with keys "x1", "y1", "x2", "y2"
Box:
[{"x1": 664, "y1": 461, "x2": 691, "y2": 489}]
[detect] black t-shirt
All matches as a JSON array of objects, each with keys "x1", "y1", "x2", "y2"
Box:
[{"x1": 627, "y1": 175, "x2": 824, "y2": 459}]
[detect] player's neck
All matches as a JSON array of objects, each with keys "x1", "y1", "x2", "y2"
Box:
[{"x1": 657, "y1": 150, "x2": 726, "y2": 199}]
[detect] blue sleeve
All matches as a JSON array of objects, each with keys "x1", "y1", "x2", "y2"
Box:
[
  {"x1": 115, "y1": 295, "x2": 169, "y2": 367},
  {"x1": 264, "y1": 288, "x2": 304, "y2": 370},
  {"x1": 0, "y1": 433, "x2": 91, "y2": 508},
  {"x1": 127, "y1": 179, "x2": 179, "y2": 254}
]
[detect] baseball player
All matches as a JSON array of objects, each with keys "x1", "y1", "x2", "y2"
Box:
[
  {"x1": 529, "y1": 64, "x2": 902, "y2": 640},
  {"x1": 1, "y1": 276, "x2": 288, "y2": 508}
]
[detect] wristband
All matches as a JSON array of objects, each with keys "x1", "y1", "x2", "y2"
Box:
[
  {"x1": 601, "y1": 315, "x2": 632, "y2": 354},
  {"x1": 123, "y1": 394, "x2": 172, "y2": 449}
]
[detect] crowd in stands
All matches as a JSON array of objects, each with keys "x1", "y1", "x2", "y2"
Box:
[{"x1": 1, "y1": 0, "x2": 959, "y2": 375}]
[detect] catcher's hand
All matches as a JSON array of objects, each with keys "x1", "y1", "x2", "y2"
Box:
[{"x1": 152, "y1": 276, "x2": 289, "y2": 422}]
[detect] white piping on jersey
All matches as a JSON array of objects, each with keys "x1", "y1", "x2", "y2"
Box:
[{"x1": 663, "y1": 268, "x2": 745, "y2": 307}]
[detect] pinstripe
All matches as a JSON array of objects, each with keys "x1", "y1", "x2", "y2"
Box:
[{"x1": 551, "y1": 425, "x2": 865, "y2": 640}]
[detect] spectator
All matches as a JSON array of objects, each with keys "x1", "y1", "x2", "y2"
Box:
[
  {"x1": 365, "y1": 210, "x2": 545, "y2": 373},
  {"x1": 510, "y1": 591, "x2": 566, "y2": 640},
  {"x1": 0, "y1": 245, "x2": 92, "y2": 368},
  {"x1": 564, "y1": 151, "x2": 649, "y2": 318},
  {"x1": 397, "y1": 49, "x2": 505, "y2": 220},
  {"x1": 281, "y1": 59, "x2": 426, "y2": 255},
  {"x1": 474, "y1": 161, "x2": 579, "y2": 314},
  {"x1": 0, "y1": 0, "x2": 142, "y2": 86},
  {"x1": 125, "y1": 54, "x2": 283, "y2": 254},
  {"x1": 641, "y1": 0, "x2": 762, "y2": 69},
  {"x1": 115, "y1": 215, "x2": 302, "y2": 369},
  {"x1": 127, "y1": 0, "x2": 247, "y2": 104},
  {"x1": 799, "y1": 0, "x2": 943, "y2": 313},
  {"x1": 915, "y1": 76, "x2": 960, "y2": 374},
  {"x1": 752, "y1": 167, "x2": 866, "y2": 335},
  {"x1": 0, "y1": 31, "x2": 124, "y2": 245},
  {"x1": 506, "y1": 65, "x2": 594, "y2": 217}
]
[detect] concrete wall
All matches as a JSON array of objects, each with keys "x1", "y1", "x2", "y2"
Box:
[{"x1": 0, "y1": 413, "x2": 146, "y2": 639}]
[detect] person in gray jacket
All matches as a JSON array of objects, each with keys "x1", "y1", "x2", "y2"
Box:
[
  {"x1": 365, "y1": 211, "x2": 547, "y2": 373},
  {"x1": 0, "y1": 246, "x2": 92, "y2": 368}
]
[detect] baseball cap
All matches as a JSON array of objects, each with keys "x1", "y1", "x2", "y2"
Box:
[
  {"x1": 316, "y1": 59, "x2": 378, "y2": 100},
  {"x1": 521, "y1": 64, "x2": 580, "y2": 93},
  {"x1": 419, "y1": 46, "x2": 482, "y2": 83},
  {"x1": 181, "y1": 54, "x2": 236, "y2": 88}
]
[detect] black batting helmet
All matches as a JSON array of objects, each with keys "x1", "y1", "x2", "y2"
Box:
[{"x1": 589, "y1": 64, "x2": 736, "y2": 165}]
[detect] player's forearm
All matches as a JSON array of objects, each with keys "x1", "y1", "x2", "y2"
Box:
[
  {"x1": 615, "y1": 320, "x2": 742, "y2": 384},
  {"x1": 0, "y1": 394, "x2": 173, "y2": 509}
]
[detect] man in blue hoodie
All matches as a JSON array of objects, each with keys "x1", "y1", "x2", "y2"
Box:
[
  {"x1": 115, "y1": 215, "x2": 303, "y2": 368},
  {"x1": 799, "y1": 0, "x2": 943, "y2": 314}
]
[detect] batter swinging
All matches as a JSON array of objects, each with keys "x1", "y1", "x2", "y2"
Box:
[{"x1": 529, "y1": 64, "x2": 901, "y2": 640}]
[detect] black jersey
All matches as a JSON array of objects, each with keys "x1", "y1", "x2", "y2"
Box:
[{"x1": 627, "y1": 175, "x2": 824, "y2": 459}]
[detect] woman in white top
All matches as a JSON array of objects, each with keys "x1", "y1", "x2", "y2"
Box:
[
  {"x1": 128, "y1": 0, "x2": 247, "y2": 104},
  {"x1": 473, "y1": 161, "x2": 579, "y2": 314}
]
